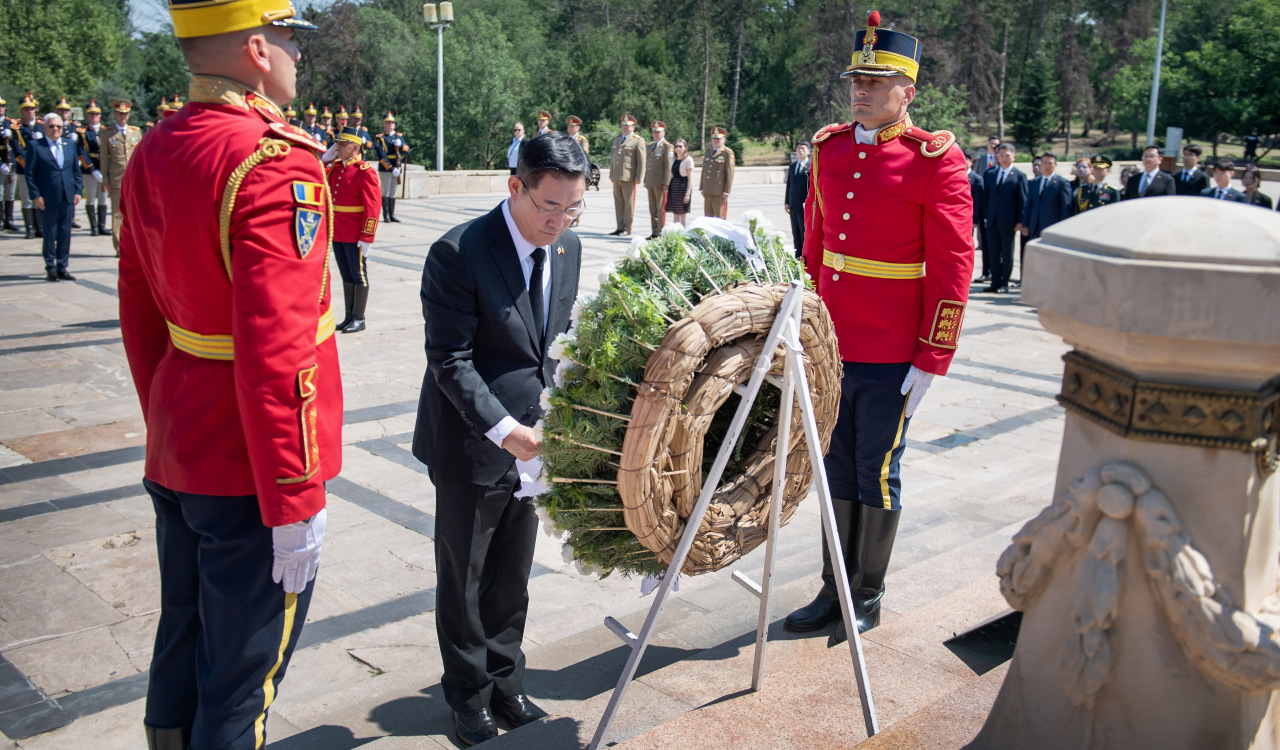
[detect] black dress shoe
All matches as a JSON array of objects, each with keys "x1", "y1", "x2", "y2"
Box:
[
  {"x1": 453, "y1": 707, "x2": 499, "y2": 747},
  {"x1": 983, "y1": 285, "x2": 999, "y2": 293},
  {"x1": 608, "y1": 229, "x2": 625, "y2": 236},
  {"x1": 783, "y1": 586, "x2": 842, "y2": 632},
  {"x1": 341, "y1": 318, "x2": 365, "y2": 333},
  {"x1": 997, "y1": 285, "x2": 1009, "y2": 294},
  {"x1": 45, "y1": 272, "x2": 59, "y2": 282},
  {"x1": 493, "y1": 694, "x2": 548, "y2": 728},
  {"x1": 57, "y1": 270, "x2": 76, "y2": 281}
]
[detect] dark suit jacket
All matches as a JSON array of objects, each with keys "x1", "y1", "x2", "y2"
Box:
[
  {"x1": 1173, "y1": 168, "x2": 1210, "y2": 196},
  {"x1": 967, "y1": 170, "x2": 984, "y2": 225},
  {"x1": 1199, "y1": 186, "x2": 1249, "y2": 203},
  {"x1": 24, "y1": 135, "x2": 82, "y2": 204},
  {"x1": 1125, "y1": 170, "x2": 1177, "y2": 200},
  {"x1": 412, "y1": 203, "x2": 581, "y2": 485},
  {"x1": 1247, "y1": 191, "x2": 1274, "y2": 210},
  {"x1": 784, "y1": 159, "x2": 810, "y2": 210},
  {"x1": 1023, "y1": 174, "x2": 1072, "y2": 236},
  {"x1": 974, "y1": 150, "x2": 996, "y2": 175},
  {"x1": 983, "y1": 167, "x2": 1028, "y2": 229}
]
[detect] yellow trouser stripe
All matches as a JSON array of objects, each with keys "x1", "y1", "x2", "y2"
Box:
[
  {"x1": 253, "y1": 591, "x2": 297, "y2": 749},
  {"x1": 333, "y1": 205, "x2": 364, "y2": 212},
  {"x1": 167, "y1": 308, "x2": 335, "y2": 360},
  {"x1": 823, "y1": 249, "x2": 924, "y2": 279},
  {"x1": 879, "y1": 403, "x2": 908, "y2": 509}
]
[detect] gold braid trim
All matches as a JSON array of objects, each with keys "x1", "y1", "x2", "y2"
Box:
[
  {"x1": 320, "y1": 177, "x2": 334, "y2": 304},
  {"x1": 219, "y1": 138, "x2": 293, "y2": 279},
  {"x1": 810, "y1": 139, "x2": 824, "y2": 218}
]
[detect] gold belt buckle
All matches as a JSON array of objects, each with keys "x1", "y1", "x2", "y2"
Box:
[{"x1": 832, "y1": 253, "x2": 846, "y2": 270}]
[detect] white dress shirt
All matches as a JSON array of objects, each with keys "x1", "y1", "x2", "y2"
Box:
[
  {"x1": 853, "y1": 123, "x2": 882, "y2": 145},
  {"x1": 507, "y1": 137, "x2": 522, "y2": 168},
  {"x1": 995, "y1": 166, "x2": 1014, "y2": 185},
  {"x1": 485, "y1": 199, "x2": 554, "y2": 448}
]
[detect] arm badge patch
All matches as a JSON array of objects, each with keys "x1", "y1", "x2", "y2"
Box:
[
  {"x1": 923, "y1": 299, "x2": 966, "y2": 349},
  {"x1": 295, "y1": 208, "x2": 323, "y2": 258}
]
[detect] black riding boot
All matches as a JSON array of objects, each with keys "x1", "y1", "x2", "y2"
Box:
[
  {"x1": 337, "y1": 282, "x2": 356, "y2": 331},
  {"x1": 388, "y1": 197, "x2": 400, "y2": 222},
  {"x1": 98, "y1": 205, "x2": 108, "y2": 237},
  {"x1": 832, "y1": 503, "x2": 902, "y2": 643},
  {"x1": 381, "y1": 197, "x2": 389, "y2": 223},
  {"x1": 22, "y1": 208, "x2": 34, "y2": 239},
  {"x1": 342, "y1": 285, "x2": 368, "y2": 333},
  {"x1": 34, "y1": 209, "x2": 43, "y2": 238},
  {"x1": 2, "y1": 201, "x2": 16, "y2": 231},
  {"x1": 784, "y1": 498, "x2": 857, "y2": 632},
  {"x1": 87, "y1": 205, "x2": 99, "y2": 236},
  {"x1": 144, "y1": 724, "x2": 191, "y2": 750}
]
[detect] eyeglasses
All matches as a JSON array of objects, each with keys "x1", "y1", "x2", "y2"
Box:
[{"x1": 523, "y1": 185, "x2": 586, "y2": 219}]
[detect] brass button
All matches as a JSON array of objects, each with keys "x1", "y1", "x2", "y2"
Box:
[
  {"x1": 842, "y1": 213, "x2": 850, "y2": 220},
  {"x1": 859, "y1": 152, "x2": 867, "y2": 159},
  {"x1": 854, "y1": 172, "x2": 862, "y2": 179},
  {"x1": 838, "y1": 233, "x2": 847, "y2": 240},
  {"x1": 846, "y1": 192, "x2": 854, "y2": 199},
  {"x1": 831, "y1": 273, "x2": 840, "y2": 281}
]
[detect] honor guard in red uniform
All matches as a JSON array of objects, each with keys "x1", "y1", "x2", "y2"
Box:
[
  {"x1": 324, "y1": 125, "x2": 380, "y2": 333},
  {"x1": 786, "y1": 10, "x2": 973, "y2": 641},
  {"x1": 117, "y1": 0, "x2": 338, "y2": 746}
]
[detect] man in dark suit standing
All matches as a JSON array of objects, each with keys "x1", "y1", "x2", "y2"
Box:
[
  {"x1": 1173, "y1": 144, "x2": 1210, "y2": 196},
  {"x1": 413, "y1": 133, "x2": 588, "y2": 747},
  {"x1": 1125, "y1": 145, "x2": 1177, "y2": 200},
  {"x1": 1200, "y1": 159, "x2": 1249, "y2": 203},
  {"x1": 964, "y1": 149, "x2": 987, "y2": 281},
  {"x1": 1019, "y1": 151, "x2": 1071, "y2": 285},
  {"x1": 783, "y1": 140, "x2": 810, "y2": 257},
  {"x1": 982, "y1": 142, "x2": 1026, "y2": 294},
  {"x1": 25, "y1": 113, "x2": 82, "y2": 282}
]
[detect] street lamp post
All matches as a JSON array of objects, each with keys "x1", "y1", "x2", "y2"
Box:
[
  {"x1": 424, "y1": 2, "x2": 454, "y2": 172},
  {"x1": 1145, "y1": 0, "x2": 1168, "y2": 148}
]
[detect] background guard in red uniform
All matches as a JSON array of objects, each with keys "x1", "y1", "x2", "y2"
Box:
[
  {"x1": 324, "y1": 125, "x2": 380, "y2": 333},
  {"x1": 784, "y1": 10, "x2": 974, "y2": 643},
  {"x1": 117, "y1": 0, "x2": 341, "y2": 746}
]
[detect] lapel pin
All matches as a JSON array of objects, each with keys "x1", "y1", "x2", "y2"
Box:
[{"x1": 557, "y1": 246, "x2": 564, "y2": 255}]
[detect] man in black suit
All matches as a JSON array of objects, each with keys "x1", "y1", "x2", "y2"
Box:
[
  {"x1": 1200, "y1": 159, "x2": 1249, "y2": 203},
  {"x1": 783, "y1": 140, "x2": 810, "y2": 257},
  {"x1": 964, "y1": 149, "x2": 987, "y2": 281},
  {"x1": 24, "y1": 113, "x2": 82, "y2": 282},
  {"x1": 982, "y1": 142, "x2": 1026, "y2": 294},
  {"x1": 1124, "y1": 145, "x2": 1177, "y2": 200},
  {"x1": 413, "y1": 133, "x2": 588, "y2": 747},
  {"x1": 1173, "y1": 144, "x2": 1210, "y2": 196},
  {"x1": 1022, "y1": 152, "x2": 1071, "y2": 241}
]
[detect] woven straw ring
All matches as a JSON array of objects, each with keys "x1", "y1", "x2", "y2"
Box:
[{"x1": 617, "y1": 284, "x2": 842, "y2": 576}]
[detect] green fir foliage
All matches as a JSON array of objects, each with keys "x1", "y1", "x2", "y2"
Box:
[{"x1": 536, "y1": 217, "x2": 807, "y2": 579}]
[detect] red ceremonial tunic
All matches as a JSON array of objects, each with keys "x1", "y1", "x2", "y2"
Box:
[
  {"x1": 118, "y1": 76, "x2": 342, "y2": 526},
  {"x1": 325, "y1": 157, "x2": 380, "y2": 243},
  {"x1": 802, "y1": 116, "x2": 974, "y2": 376}
]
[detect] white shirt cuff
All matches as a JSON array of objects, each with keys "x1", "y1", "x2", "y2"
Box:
[{"x1": 485, "y1": 416, "x2": 521, "y2": 448}]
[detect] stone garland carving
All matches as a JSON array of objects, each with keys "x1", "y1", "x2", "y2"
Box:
[{"x1": 997, "y1": 462, "x2": 1280, "y2": 704}]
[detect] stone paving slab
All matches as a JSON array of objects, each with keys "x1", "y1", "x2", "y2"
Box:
[{"x1": 0, "y1": 185, "x2": 1070, "y2": 747}]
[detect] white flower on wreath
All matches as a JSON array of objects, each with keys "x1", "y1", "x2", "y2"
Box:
[
  {"x1": 741, "y1": 209, "x2": 770, "y2": 228},
  {"x1": 536, "y1": 504, "x2": 563, "y2": 540},
  {"x1": 598, "y1": 262, "x2": 616, "y2": 286},
  {"x1": 625, "y1": 237, "x2": 644, "y2": 260},
  {"x1": 569, "y1": 294, "x2": 595, "y2": 326},
  {"x1": 553, "y1": 358, "x2": 576, "y2": 388},
  {"x1": 575, "y1": 559, "x2": 603, "y2": 577},
  {"x1": 539, "y1": 387, "x2": 553, "y2": 412},
  {"x1": 547, "y1": 331, "x2": 575, "y2": 363},
  {"x1": 561, "y1": 543, "x2": 576, "y2": 564},
  {"x1": 532, "y1": 418, "x2": 546, "y2": 440},
  {"x1": 660, "y1": 223, "x2": 683, "y2": 238}
]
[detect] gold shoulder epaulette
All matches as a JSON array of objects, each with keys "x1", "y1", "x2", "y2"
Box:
[
  {"x1": 812, "y1": 123, "x2": 851, "y2": 144},
  {"x1": 901, "y1": 126, "x2": 957, "y2": 158},
  {"x1": 358, "y1": 161, "x2": 372, "y2": 170},
  {"x1": 269, "y1": 122, "x2": 324, "y2": 153}
]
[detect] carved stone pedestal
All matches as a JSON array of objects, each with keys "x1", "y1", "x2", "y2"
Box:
[{"x1": 970, "y1": 198, "x2": 1280, "y2": 749}]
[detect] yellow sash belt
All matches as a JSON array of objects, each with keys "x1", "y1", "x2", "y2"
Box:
[
  {"x1": 167, "y1": 307, "x2": 336, "y2": 361},
  {"x1": 333, "y1": 205, "x2": 365, "y2": 213},
  {"x1": 822, "y1": 249, "x2": 924, "y2": 280}
]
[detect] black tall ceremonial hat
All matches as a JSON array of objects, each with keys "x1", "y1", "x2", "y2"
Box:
[{"x1": 841, "y1": 11, "x2": 922, "y2": 83}]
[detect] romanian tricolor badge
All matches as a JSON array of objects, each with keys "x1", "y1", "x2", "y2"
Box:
[
  {"x1": 295, "y1": 208, "x2": 322, "y2": 258},
  {"x1": 292, "y1": 181, "x2": 324, "y2": 206}
]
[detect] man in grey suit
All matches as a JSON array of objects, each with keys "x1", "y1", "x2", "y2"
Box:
[
  {"x1": 412, "y1": 133, "x2": 588, "y2": 747},
  {"x1": 24, "y1": 113, "x2": 82, "y2": 281},
  {"x1": 973, "y1": 135, "x2": 1000, "y2": 174}
]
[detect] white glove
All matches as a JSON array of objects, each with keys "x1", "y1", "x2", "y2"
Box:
[
  {"x1": 0, "y1": 163, "x2": 8, "y2": 176},
  {"x1": 271, "y1": 507, "x2": 327, "y2": 594},
  {"x1": 2, "y1": 128, "x2": 10, "y2": 138},
  {"x1": 358, "y1": 240, "x2": 372, "y2": 257},
  {"x1": 320, "y1": 144, "x2": 339, "y2": 163},
  {"x1": 900, "y1": 366, "x2": 935, "y2": 419},
  {"x1": 392, "y1": 167, "x2": 401, "y2": 177},
  {"x1": 92, "y1": 169, "x2": 102, "y2": 183}
]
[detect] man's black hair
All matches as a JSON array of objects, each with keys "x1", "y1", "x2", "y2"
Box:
[
  {"x1": 1182, "y1": 143, "x2": 1203, "y2": 157},
  {"x1": 517, "y1": 131, "x2": 592, "y2": 189},
  {"x1": 1142, "y1": 144, "x2": 1163, "y2": 155}
]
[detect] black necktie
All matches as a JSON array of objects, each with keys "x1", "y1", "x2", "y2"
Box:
[{"x1": 529, "y1": 246, "x2": 546, "y2": 351}]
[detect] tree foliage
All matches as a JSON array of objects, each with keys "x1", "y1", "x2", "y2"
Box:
[{"x1": 1012, "y1": 52, "x2": 1057, "y2": 152}]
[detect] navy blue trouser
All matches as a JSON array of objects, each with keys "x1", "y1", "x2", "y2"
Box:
[
  {"x1": 144, "y1": 479, "x2": 313, "y2": 749},
  {"x1": 987, "y1": 222, "x2": 1017, "y2": 288},
  {"x1": 40, "y1": 199, "x2": 73, "y2": 273},
  {"x1": 333, "y1": 241, "x2": 368, "y2": 286},
  {"x1": 823, "y1": 361, "x2": 912, "y2": 510}
]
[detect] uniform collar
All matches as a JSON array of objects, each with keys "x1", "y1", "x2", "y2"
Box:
[
  {"x1": 343, "y1": 156, "x2": 361, "y2": 166},
  {"x1": 187, "y1": 75, "x2": 284, "y2": 120},
  {"x1": 854, "y1": 115, "x2": 912, "y2": 145}
]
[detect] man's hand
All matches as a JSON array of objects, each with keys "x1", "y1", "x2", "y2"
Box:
[
  {"x1": 34, "y1": 197, "x2": 44, "y2": 211},
  {"x1": 272, "y1": 507, "x2": 327, "y2": 594},
  {"x1": 102, "y1": 184, "x2": 110, "y2": 195},
  {"x1": 900, "y1": 365, "x2": 936, "y2": 418},
  {"x1": 502, "y1": 424, "x2": 541, "y2": 462},
  {"x1": 1019, "y1": 225, "x2": 1029, "y2": 237},
  {"x1": 74, "y1": 194, "x2": 81, "y2": 206},
  {"x1": 1015, "y1": 222, "x2": 1024, "y2": 235},
  {"x1": 783, "y1": 204, "x2": 790, "y2": 213}
]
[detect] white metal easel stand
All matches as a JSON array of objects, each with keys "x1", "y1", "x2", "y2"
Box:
[{"x1": 588, "y1": 280, "x2": 878, "y2": 749}]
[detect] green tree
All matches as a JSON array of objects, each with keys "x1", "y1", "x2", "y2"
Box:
[
  {"x1": 911, "y1": 84, "x2": 972, "y2": 147},
  {"x1": 0, "y1": 0, "x2": 129, "y2": 104},
  {"x1": 441, "y1": 14, "x2": 529, "y2": 168},
  {"x1": 1011, "y1": 52, "x2": 1056, "y2": 151}
]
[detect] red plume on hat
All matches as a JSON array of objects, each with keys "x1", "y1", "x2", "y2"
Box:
[{"x1": 866, "y1": 10, "x2": 880, "y2": 45}]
